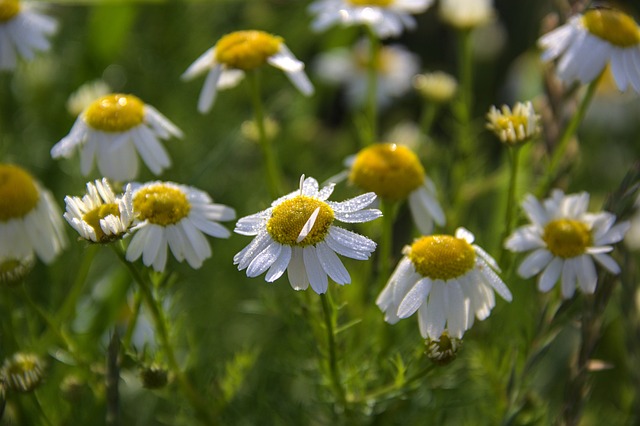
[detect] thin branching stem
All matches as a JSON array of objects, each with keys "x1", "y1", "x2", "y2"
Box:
[
  {"x1": 247, "y1": 70, "x2": 283, "y2": 198},
  {"x1": 111, "y1": 246, "x2": 218, "y2": 425},
  {"x1": 536, "y1": 76, "x2": 601, "y2": 197},
  {"x1": 320, "y1": 292, "x2": 347, "y2": 407}
]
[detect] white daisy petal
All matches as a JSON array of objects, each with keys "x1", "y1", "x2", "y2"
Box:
[
  {"x1": 265, "y1": 245, "x2": 292, "y2": 282},
  {"x1": 303, "y1": 246, "x2": 328, "y2": 294},
  {"x1": 561, "y1": 259, "x2": 578, "y2": 299},
  {"x1": 575, "y1": 254, "x2": 597, "y2": 294},
  {"x1": 397, "y1": 278, "x2": 431, "y2": 319},
  {"x1": 246, "y1": 241, "x2": 282, "y2": 278},
  {"x1": 538, "y1": 257, "x2": 563, "y2": 293},
  {"x1": 287, "y1": 247, "x2": 310, "y2": 290},
  {"x1": 315, "y1": 242, "x2": 350, "y2": 285},
  {"x1": 593, "y1": 253, "x2": 621, "y2": 274},
  {"x1": 517, "y1": 249, "x2": 553, "y2": 278}
]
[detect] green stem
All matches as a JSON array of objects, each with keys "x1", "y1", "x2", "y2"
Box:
[
  {"x1": 123, "y1": 290, "x2": 142, "y2": 351},
  {"x1": 458, "y1": 28, "x2": 473, "y2": 129},
  {"x1": 499, "y1": 145, "x2": 522, "y2": 266},
  {"x1": 364, "y1": 27, "x2": 380, "y2": 146},
  {"x1": 246, "y1": 70, "x2": 283, "y2": 198},
  {"x1": 111, "y1": 247, "x2": 217, "y2": 424},
  {"x1": 378, "y1": 200, "x2": 396, "y2": 292},
  {"x1": 420, "y1": 101, "x2": 439, "y2": 139},
  {"x1": 536, "y1": 77, "x2": 601, "y2": 197},
  {"x1": 319, "y1": 292, "x2": 346, "y2": 406},
  {"x1": 20, "y1": 284, "x2": 82, "y2": 364},
  {"x1": 451, "y1": 29, "x2": 474, "y2": 212},
  {"x1": 355, "y1": 363, "x2": 435, "y2": 403},
  {"x1": 57, "y1": 245, "x2": 98, "y2": 323}
]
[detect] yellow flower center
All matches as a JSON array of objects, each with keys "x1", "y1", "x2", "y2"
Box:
[
  {"x1": 409, "y1": 235, "x2": 476, "y2": 281},
  {"x1": 582, "y1": 9, "x2": 640, "y2": 47},
  {"x1": 83, "y1": 94, "x2": 145, "y2": 132},
  {"x1": 133, "y1": 184, "x2": 191, "y2": 226},
  {"x1": 82, "y1": 203, "x2": 121, "y2": 242},
  {"x1": 0, "y1": 164, "x2": 40, "y2": 222},
  {"x1": 0, "y1": 256, "x2": 33, "y2": 286},
  {"x1": 543, "y1": 219, "x2": 592, "y2": 258},
  {"x1": 348, "y1": 0, "x2": 393, "y2": 6},
  {"x1": 267, "y1": 196, "x2": 335, "y2": 246},
  {"x1": 495, "y1": 115, "x2": 527, "y2": 132},
  {"x1": 0, "y1": 0, "x2": 20, "y2": 22},
  {"x1": 349, "y1": 143, "x2": 425, "y2": 201},
  {"x1": 2, "y1": 353, "x2": 45, "y2": 393},
  {"x1": 215, "y1": 30, "x2": 283, "y2": 71}
]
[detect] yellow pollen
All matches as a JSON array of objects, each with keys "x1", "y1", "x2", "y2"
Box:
[
  {"x1": 82, "y1": 203, "x2": 120, "y2": 242},
  {"x1": 543, "y1": 219, "x2": 592, "y2": 258},
  {"x1": 133, "y1": 184, "x2": 191, "y2": 226},
  {"x1": 348, "y1": 0, "x2": 393, "y2": 6},
  {"x1": 349, "y1": 143, "x2": 425, "y2": 201},
  {"x1": 267, "y1": 196, "x2": 335, "y2": 246},
  {"x1": 0, "y1": 164, "x2": 39, "y2": 222},
  {"x1": 83, "y1": 94, "x2": 145, "y2": 132},
  {"x1": 215, "y1": 30, "x2": 283, "y2": 70},
  {"x1": 496, "y1": 115, "x2": 527, "y2": 132},
  {"x1": 0, "y1": 0, "x2": 20, "y2": 22},
  {"x1": 582, "y1": 9, "x2": 640, "y2": 47},
  {"x1": 409, "y1": 235, "x2": 476, "y2": 281}
]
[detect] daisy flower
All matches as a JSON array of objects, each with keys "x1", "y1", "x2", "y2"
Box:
[
  {"x1": 234, "y1": 176, "x2": 381, "y2": 294},
  {"x1": 505, "y1": 189, "x2": 630, "y2": 299},
  {"x1": 63, "y1": 178, "x2": 133, "y2": 244},
  {"x1": 538, "y1": 7, "x2": 640, "y2": 92},
  {"x1": 309, "y1": 0, "x2": 433, "y2": 39},
  {"x1": 347, "y1": 143, "x2": 445, "y2": 234},
  {"x1": 486, "y1": 101, "x2": 540, "y2": 145},
  {"x1": 126, "y1": 181, "x2": 235, "y2": 272},
  {"x1": 51, "y1": 93, "x2": 183, "y2": 182},
  {"x1": 413, "y1": 70, "x2": 458, "y2": 104},
  {"x1": 314, "y1": 40, "x2": 420, "y2": 108},
  {"x1": 0, "y1": 253, "x2": 34, "y2": 286},
  {"x1": 0, "y1": 164, "x2": 66, "y2": 264},
  {"x1": 439, "y1": 0, "x2": 494, "y2": 30},
  {"x1": 0, "y1": 0, "x2": 57, "y2": 71},
  {"x1": 181, "y1": 30, "x2": 314, "y2": 114},
  {"x1": 376, "y1": 227, "x2": 512, "y2": 339}
]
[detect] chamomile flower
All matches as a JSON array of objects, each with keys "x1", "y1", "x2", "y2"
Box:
[
  {"x1": 314, "y1": 40, "x2": 420, "y2": 108},
  {"x1": 309, "y1": 0, "x2": 433, "y2": 39},
  {"x1": 377, "y1": 228, "x2": 512, "y2": 339},
  {"x1": 0, "y1": 253, "x2": 34, "y2": 286},
  {"x1": 182, "y1": 30, "x2": 314, "y2": 114},
  {"x1": 63, "y1": 179, "x2": 133, "y2": 244},
  {"x1": 347, "y1": 143, "x2": 445, "y2": 234},
  {"x1": 51, "y1": 93, "x2": 183, "y2": 182},
  {"x1": 505, "y1": 190, "x2": 630, "y2": 299},
  {"x1": 126, "y1": 181, "x2": 235, "y2": 272},
  {"x1": 0, "y1": 164, "x2": 66, "y2": 264},
  {"x1": 0, "y1": 0, "x2": 57, "y2": 71},
  {"x1": 439, "y1": 0, "x2": 494, "y2": 30},
  {"x1": 413, "y1": 70, "x2": 458, "y2": 104},
  {"x1": 234, "y1": 176, "x2": 381, "y2": 294},
  {"x1": 539, "y1": 8, "x2": 640, "y2": 92},
  {"x1": 486, "y1": 101, "x2": 540, "y2": 145}
]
